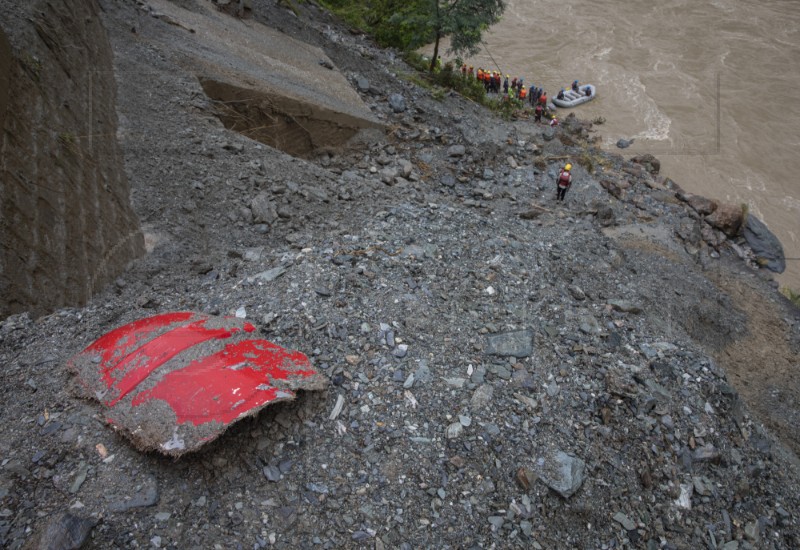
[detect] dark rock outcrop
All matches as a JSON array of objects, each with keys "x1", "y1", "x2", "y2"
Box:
[{"x1": 744, "y1": 214, "x2": 786, "y2": 273}]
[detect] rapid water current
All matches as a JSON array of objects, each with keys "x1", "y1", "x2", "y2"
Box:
[{"x1": 444, "y1": 0, "x2": 800, "y2": 289}]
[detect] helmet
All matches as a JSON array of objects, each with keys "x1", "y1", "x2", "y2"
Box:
[
  {"x1": 506, "y1": 74, "x2": 509, "y2": 78},
  {"x1": 573, "y1": 80, "x2": 578, "y2": 84},
  {"x1": 565, "y1": 164, "x2": 572, "y2": 171}
]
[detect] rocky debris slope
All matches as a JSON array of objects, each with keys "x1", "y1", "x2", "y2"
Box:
[{"x1": 0, "y1": 0, "x2": 798, "y2": 549}]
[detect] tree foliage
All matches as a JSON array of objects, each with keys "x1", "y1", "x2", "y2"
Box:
[
  {"x1": 391, "y1": 0, "x2": 505, "y2": 71},
  {"x1": 320, "y1": 0, "x2": 505, "y2": 71}
]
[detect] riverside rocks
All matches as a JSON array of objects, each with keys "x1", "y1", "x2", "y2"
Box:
[
  {"x1": 706, "y1": 202, "x2": 745, "y2": 236},
  {"x1": 743, "y1": 214, "x2": 786, "y2": 273},
  {"x1": 0, "y1": 1, "x2": 798, "y2": 549}
]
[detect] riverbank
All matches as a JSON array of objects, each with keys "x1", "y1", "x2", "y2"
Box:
[
  {"x1": 0, "y1": 1, "x2": 798, "y2": 548},
  {"x1": 429, "y1": 0, "x2": 800, "y2": 292}
]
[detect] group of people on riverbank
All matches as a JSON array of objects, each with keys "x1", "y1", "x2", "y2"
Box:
[{"x1": 459, "y1": 63, "x2": 550, "y2": 108}]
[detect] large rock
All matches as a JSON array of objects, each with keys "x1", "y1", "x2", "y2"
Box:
[
  {"x1": 447, "y1": 144, "x2": 466, "y2": 157},
  {"x1": 485, "y1": 329, "x2": 533, "y2": 358},
  {"x1": 250, "y1": 192, "x2": 279, "y2": 225},
  {"x1": 616, "y1": 138, "x2": 634, "y2": 149},
  {"x1": 388, "y1": 93, "x2": 406, "y2": 113},
  {"x1": 600, "y1": 179, "x2": 622, "y2": 200},
  {"x1": 705, "y1": 203, "x2": 744, "y2": 237},
  {"x1": 743, "y1": 214, "x2": 786, "y2": 273},
  {"x1": 679, "y1": 192, "x2": 718, "y2": 216},
  {"x1": 630, "y1": 153, "x2": 661, "y2": 174},
  {"x1": 534, "y1": 450, "x2": 587, "y2": 498}
]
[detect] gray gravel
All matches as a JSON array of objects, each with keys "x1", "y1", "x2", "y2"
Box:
[{"x1": 0, "y1": 0, "x2": 799, "y2": 549}]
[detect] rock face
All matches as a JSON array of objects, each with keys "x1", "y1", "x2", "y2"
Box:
[
  {"x1": 706, "y1": 202, "x2": 744, "y2": 237},
  {"x1": 0, "y1": 0, "x2": 144, "y2": 318},
  {"x1": 743, "y1": 214, "x2": 786, "y2": 273}
]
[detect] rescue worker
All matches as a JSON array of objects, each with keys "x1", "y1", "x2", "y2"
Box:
[
  {"x1": 503, "y1": 75, "x2": 509, "y2": 94},
  {"x1": 461, "y1": 63, "x2": 467, "y2": 78},
  {"x1": 519, "y1": 86, "x2": 527, "y2": 100},
  {"x1": 556, "y1": 163, "x2": 572, "y2": 201},
  {"x1": 539, "y1": 90, "x2": 547, "y2": 106},
  {"x1": 571, "y1": 80, "x2": 579, "y2": 93},
  {"x1": 477, "y1": 68, "x2": 484, "y2": 83},
  {"x1": 557, "y1": 88, "x2": 566, "y2": 100},
  {"x1": 534, "y1": 103, "x2": 544, "y2": 123}
]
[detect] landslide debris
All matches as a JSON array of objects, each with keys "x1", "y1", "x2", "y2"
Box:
[{"x1": 0, "y1": 1, "x2": 798, "y2": 549}]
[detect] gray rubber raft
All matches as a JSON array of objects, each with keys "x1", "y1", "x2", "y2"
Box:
[{"x1": 553, "y1": 84, "x2": 596, "y2": 108}]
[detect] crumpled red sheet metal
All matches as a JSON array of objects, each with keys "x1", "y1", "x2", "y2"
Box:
[{"x1": 68, "y1": 312, "x2": 327, "y2": 456}]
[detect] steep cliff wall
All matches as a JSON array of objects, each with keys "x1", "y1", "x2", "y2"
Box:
[{"x1": 0, "y1": 0, "x2": 144, "y2": 318}]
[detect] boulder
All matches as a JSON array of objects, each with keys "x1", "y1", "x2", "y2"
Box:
[
  {"x1": 705, "y1": 203, "x2": 744, "y2": 237},
  {"x1": 630, "y1": 153, "x2": 660, "y2": 175},
  {"x1": 701, "y1": 222, "x2": 725, "y2": 247},
  {"x1": 447, "y1": 144, "x2": 466, "y2": 157},
  {"x1": 595, "y1": 205, "x2": 616, "y2": 226},
  {"x1": 677, "y1": 218, "x2": 702, "y2": 246},
  {"x1": 250, "y1": 192, "x2": 278, "y2": 225},
  {"x1": 651, "y1": 190, "x2": 681, "y2": 205},
  {"x1": 600, "y1": 179, "x2": 622, "y2": 199},
  {"x1": 679, "y1": 193, "x2": 718, "y2": 216},
  {"x1": 743, "y1": 214, "x2": 786, "y2": 273},
  {"x1": 379, "y1": 167, "x2": 399, "y2": 184},
  {"x1": 534, "y1": 450, "x2": 586, "y2": 498},
  {"x1": 388, "y1": 93, "x2": 406, "y2": 113},
  {"x1": 485, "y1": 329, "x2": 533, "y2": 358},
  {"x1": 616, "y1": 138, "x2": 634, "y2": 149},
  {"x1": 399, "y1": 159, "x2": 413, "y2": 178}
]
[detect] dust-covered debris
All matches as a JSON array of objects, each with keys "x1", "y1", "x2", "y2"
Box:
[{"x1": 0, "y1": 0, "x2": 798, "y2": 548}]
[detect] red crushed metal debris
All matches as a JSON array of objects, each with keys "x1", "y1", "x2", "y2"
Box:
[{"x1": 68, "y1": 312, "x2": 327, "y2": 456}]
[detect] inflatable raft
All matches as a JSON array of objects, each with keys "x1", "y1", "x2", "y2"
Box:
[{"x1": 553, "y1": 84, "x2": 596, "y2": 108}]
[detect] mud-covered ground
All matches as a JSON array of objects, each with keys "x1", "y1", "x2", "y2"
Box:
[{"x1": 1, "y1": 1, "x2": 799, "y2": 548}]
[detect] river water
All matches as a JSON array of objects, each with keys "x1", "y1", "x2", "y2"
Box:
[{"x1": 440, "y1": 0, "x2": 800, "y2": 289}]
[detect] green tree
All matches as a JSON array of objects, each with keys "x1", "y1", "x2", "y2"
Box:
[{"x1": 391, "y1": 0, "x2": 506, "y2": 72}]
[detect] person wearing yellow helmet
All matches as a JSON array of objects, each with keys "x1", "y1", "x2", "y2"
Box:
[{"x1": 556, "y1": 163, "x2": 573, "y2": 201}]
